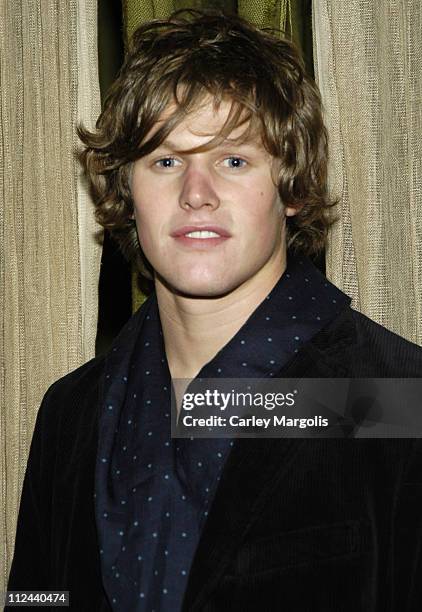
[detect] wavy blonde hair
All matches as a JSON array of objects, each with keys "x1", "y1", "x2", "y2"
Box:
[{"x1": 78, "y1": 9, "x2": 335, "y2": 279}]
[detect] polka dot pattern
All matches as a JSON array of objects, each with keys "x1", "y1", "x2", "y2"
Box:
[{"x1": 95, "y1": 254, "x2": 351, "y2": 610}]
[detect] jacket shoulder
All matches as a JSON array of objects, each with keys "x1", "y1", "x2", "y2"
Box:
[
  {"x1": 35, "y1": 354, "x2": 106, "y2": 442},
  {"x1": 346, "y1": 308, "x2": 422, "y2": 376},
  {"x1": 45, "y1": 354, "x2": 106, "y2": 402},
  {"x1": 304, "y1": 305, "x2": 422, "y2": 377}
]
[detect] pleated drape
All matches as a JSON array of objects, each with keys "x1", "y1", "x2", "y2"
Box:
[
  {"x1": 0, "y1": 0, "x2": 101, "y2": 592},
  {"x1": 313, "y1": 0, "x2": 422, "y2": 345}
]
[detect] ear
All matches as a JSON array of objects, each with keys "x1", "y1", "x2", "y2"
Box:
[{"x1": 285, "y1": 204, "x2": 303, "y2": 217}]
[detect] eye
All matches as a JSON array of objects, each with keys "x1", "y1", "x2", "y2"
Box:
[
  {"x1": 154, "y1": 157, "x2": 181, "y2": 168},
  {"x1": 222, "y1": 157, "x2": 247, "y2": 169}
]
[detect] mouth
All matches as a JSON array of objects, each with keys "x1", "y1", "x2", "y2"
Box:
[
  {"x1": 184, "y1": 230, "x2": 222, "y2": 239},
  {"x1": 171, "y1": 225, "x2": 231, "y2": 248}
]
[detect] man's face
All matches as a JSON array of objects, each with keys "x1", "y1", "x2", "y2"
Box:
[{"x1": 132, "y1": 98, "x2": 295, "y2": 298}]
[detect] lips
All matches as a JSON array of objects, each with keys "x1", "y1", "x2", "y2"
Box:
[
  {"x1": 170, "y1": 225, "x2": 231, "y2": 249},
  {"x1": 171, "y1": 225, "x2": 231, "y2": 238}
]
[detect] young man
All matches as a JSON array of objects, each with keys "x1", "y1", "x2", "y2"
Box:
[{"x1": 7, "y1": 9, "x2": 422, "y2": 612}]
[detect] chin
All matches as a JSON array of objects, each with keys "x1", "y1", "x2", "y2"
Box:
[
  {"x1": 174, "y1": 280, "x2": 236, "y2": 299},
  {"x1": 158, "y1": 269, "x2": 241, "y2": 299}
]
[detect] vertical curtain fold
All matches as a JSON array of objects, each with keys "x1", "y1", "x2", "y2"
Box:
[
  {"x1": 0, "y1": 0, "x2": 101, "y2": 592},
  {"x1": 313, "y1": 0, "x2": 422, "y2": 345},
  {"x1": 238, "y1": 0, "x2": 289, "y2": 32},
  {"x1": 77, "y1": 1, "x2": 103, "y2": 362}
]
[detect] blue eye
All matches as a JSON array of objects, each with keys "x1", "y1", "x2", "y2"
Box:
[
  {"x1": 224, "y1": 157, "x2": 247, "y2": 169},
  {"x1": 155, "y1": 157, "x2": 180, "y2": 168}
]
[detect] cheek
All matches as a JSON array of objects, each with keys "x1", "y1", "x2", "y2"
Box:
[
  {"x1": 133, "y1": 209, "x2": 161, "y2": 255},
  {"x1": 242, "y1": 188, "x2": 282, "y2": 224},
  {"x1": 133, "y1": 195, "x2": 161, "y2": 232},
  {"x1": 248, "y1": 196, "x2": 284, "y2": 244}
]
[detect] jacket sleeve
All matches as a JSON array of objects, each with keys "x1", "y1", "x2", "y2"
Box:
[
  {"x1": 6, "y1": 383, "x2": 59, "y2": 592},
  {"x1": 392, "y1": 439, "x2": 422, "y2": 611}
]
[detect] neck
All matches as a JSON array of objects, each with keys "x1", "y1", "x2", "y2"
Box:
[{"x1": 156, "y1": 255, "x2": 287, "y2": 380}]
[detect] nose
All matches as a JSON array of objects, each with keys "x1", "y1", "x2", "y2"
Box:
[{"x1": 178, "y1": 167, "x2": 220, "y2": 211}]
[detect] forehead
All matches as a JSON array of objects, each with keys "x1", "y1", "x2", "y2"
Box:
[{"x1": 149, "y1": 96, "x2": 266, "y2": 153}]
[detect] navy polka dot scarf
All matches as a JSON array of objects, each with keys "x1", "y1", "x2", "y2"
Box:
[{"x1": 95, "y1": 255, "x2": 351, "y2": 610}]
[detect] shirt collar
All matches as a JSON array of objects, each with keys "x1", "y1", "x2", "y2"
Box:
[
  {"x1": 195, "y1": 253, "x2": 351, "y2": 379},
  {"x1": 103, "y1": 252, "x2": 351, "y2": 385}
]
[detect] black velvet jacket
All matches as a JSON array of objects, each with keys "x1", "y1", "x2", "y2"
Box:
[{"x1": 7, "y1": 305, "x2": 422, "y2": 611}]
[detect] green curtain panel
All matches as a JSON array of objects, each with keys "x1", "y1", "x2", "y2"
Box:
[
  {"x1": 289, "y1": 0, "x2": 313, "y2": 77},
  {"x1": 238, "y1": 0, "x2": 289, "y2": 32},
  {"x1": 124, "y1": 0, "x2": 237, "y2": 42}
]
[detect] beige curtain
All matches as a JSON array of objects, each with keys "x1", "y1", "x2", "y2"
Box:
[
  {"x1": 0, "y1": 0, "x2": 101, "y2": 594},
  {"x1": 313, "y1": 1, "x2": 422, "y2": 345}
]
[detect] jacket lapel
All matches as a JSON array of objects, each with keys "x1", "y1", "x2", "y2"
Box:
[
  {"x1": 183, "y1": 435, "x2": 306, "y2": 610},
  {"x1": 183, "y1": 306, "x2": 358, "y2": 610}
]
